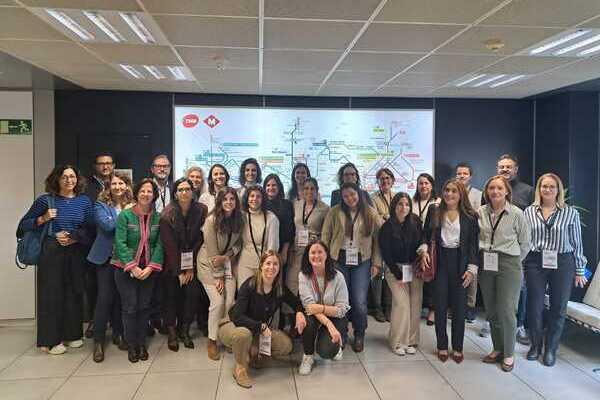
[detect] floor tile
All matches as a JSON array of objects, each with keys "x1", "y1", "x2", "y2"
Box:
[
  {"x1": 0, "y1": 347, "x2": 89, "y2": 380},
  {"x1": 0, "y1": 327, "x2": 35, "y2": 371},
  {"x1": 217, "y1": 360, "x2": 296, "y2": 400},
  {"x1": 295, "y1": 363, "x2": 379, "y2": 400},
  {"x1": 0, "y1": 377, "x2": 65, "y2": 400},
  {"x1": 134, "y1": 370, "x2": 219, "y2": 400},
  {"x1": 149, "y1": 337, "x2": 221, "y2": 373},
  {"x1": 51, "y1": 374, "x2": 144, "y2": 400}
]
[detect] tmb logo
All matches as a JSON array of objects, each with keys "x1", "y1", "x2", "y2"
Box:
[
  {"x1": 182, "y1": 114, "x2": 199, "y2": 128},
  {"x1": 203, "y1": 115, "x2": 220, "y2": 128}
]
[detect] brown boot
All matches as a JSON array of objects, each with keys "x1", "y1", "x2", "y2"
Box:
[
  {"x1": 233, "y1": 364, "x2": 252, "y2": 388},
  {"x1": 207, "y1": 339, "x2": 220, "y2": 361}
]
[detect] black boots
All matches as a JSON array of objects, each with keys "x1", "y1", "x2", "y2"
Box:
[
  {"x1": 181, "y1": 324, "x2": 194, "y2": 349},
  {"x1": 93, "y1": 341, "x2": 104, "y2": 363},
  {"x1": 167, "y1": 326, "x2": 179, "y2": 352}
]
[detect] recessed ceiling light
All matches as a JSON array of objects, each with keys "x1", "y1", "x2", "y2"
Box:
[
  {"x1": 119, "y1": 64, "x2": 143, "y2": 79},
  {"x1": 46, "y1": 9, "x2": 94, "y2": 41},
  {"x1": 578, "y1": 43, "x2": 600, "y2": 56},
  {"x1": 120, "y1": 12, "x2": 155, "y2": 44},
  {"x1": 529, "y1": 30, "x2": 589, "y2": 55},
  {"x1": 490, "y1": 74, "x2": 526, "y2": 88},
  {"x1": 167, "y1": 66, "x2": 187, "y2": 80},
  {"x1": 553, "y1": 33, "x2": 600, "y2": 55},
  {"x1": 455, "y1": 74, "x2": 487, "y2": 87},
  {"x1": 472, "y1": 74, "x2": 506, "y2": 88},
  {"x1": 143, "y1": 65, "x2": 165, "y2": 80},
  {"x1": 83, "y1": 11, "x2": 125, "y2": 43}
]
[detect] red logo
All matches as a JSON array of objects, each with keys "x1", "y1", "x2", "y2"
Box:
[
  {"x1": 203, "y1": 115, "x2": 220, "y2": 128},
  {"x1": 182, "y1": 114, "x2": 199, "y2": 128}
]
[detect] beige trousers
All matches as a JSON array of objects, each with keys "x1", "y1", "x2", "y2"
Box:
[
  {"x1": 385, "y1": 269, "x2": 423, "y2": 349},
  {"x1": 202, "y1": 280, "x2": 236, "y2": 341}
]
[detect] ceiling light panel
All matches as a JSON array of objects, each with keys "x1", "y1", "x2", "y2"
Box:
[
  {"x1": 525, "y1": 29, "x2": 600, "y2": 57},
  {"x1": 452, "y1": 73, "x2": 529, "y2": 89},
  {"x1": 114, "y1": 64, "x2": 193, "y2": 81}
]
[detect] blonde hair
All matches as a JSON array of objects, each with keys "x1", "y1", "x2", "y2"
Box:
[
  {"x1": 253, "y1": 250, "x2": 282, "y2": 295},
  {"x1": 483, "y1": 175, "x2": 512, "y2": 205},
  {"x1": 533, "y1": 173, "x2": 565, "y2": 208}
]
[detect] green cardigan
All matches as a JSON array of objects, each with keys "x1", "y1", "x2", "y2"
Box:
[{"x1": 112, "y1": 207, "x2": 163, "y2": 272}]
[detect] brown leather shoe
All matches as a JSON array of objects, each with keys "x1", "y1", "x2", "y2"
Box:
[
  {"x1": 482, "y1": 352, "x2": 503, "y2": 363},
  {"x1": 452, "y1": 352, "x2": 464, "y2": 364},
  {"x1": 207, "y1": 339, "x2": 220, "y2": 361},
  {"x1": 437, "y1": 351, "x2": 449, "y2": 362},
  {"x1": 233, "y1": 365, "x2": 252, "y2": 388}
]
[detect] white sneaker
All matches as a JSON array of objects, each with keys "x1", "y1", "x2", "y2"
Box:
[
  {"x1": 393, "y1": 346, "x2": 406, "y2": 356},
  {"x1": 406, "y1": 346, "x2": 417, "y2": 355},
  {"x1": 64, "y1": 339, "x2": 83, "y2": 348},
  {"x1": 479, "y1": 321, "x2": 490, "y2": 338},
  {"x1": 333, "y1": 347, "x2": 343, "y2": 361},
  {"x1": 298, "y1": 354, "x2": 314, "y2": 375},
  {"x1": 45, "y1": 343, "x2": 67, "y2": 355}
]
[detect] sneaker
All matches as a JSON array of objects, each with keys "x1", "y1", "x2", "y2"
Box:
[
  {"x1": 64, "y1": 339, "x2": 84, "y2": 348},
  {"x1": 406, "y1": 346, "x2": 417, "y2": 355},
  {"x1": 298, "y1": 354, "x2": 314, "y2": 375},
  {"x1": 516, "y1": 326, "x2": 530, "y2": 345},
  {"x1": 333, "y1": 347, "x2": 343, "y2": 361},
  {"x1": 45, "y1": 343, "x2": 67, "y2": 355},
  {"x1": 479, "y1": 321, "x2": 490, "y2": 338},
  {"x1": 466, "y1": 307, "x2": 476, "y2": 323},
  {"x1": 393, "y1": 346, "x2": 406, "y2": 356}
]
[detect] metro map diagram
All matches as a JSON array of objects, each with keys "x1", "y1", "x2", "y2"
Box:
[{"x1": 174, "y1": 107, "x2": 434, "y2": 202}]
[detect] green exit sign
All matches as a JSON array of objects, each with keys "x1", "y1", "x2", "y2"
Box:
[{"x1": 0, "y1": 119, "x2": 32, "y2": 135}]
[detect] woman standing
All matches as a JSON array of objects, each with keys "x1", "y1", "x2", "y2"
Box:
[
  {"x1": 186, "y1": 166, "x2": 207, "y2": 200},
  {"x1": 197, "y1": 187, "x2": 243, "y2": 360},
  {"x1": 378, "y1": 192, "x2": 424, "y2": 356},
  {"x1": 421, "y1": 180, "x2": 479, "y2": 363},
  {"x1": 298, "y1": 240, "x2": 350, "y2": 375},
  {"x1": 237, "y1": 185, "x2": 280, "y2": 288},
  {"x1": 322, "y1": 182, "x2": 381, "y2": 352},
  {"x1": 113, "y1": 178, "x2": 163, "y2": 363},
  {"x1": 478, "y1": 175, "x2": 530, "y2": 372},
  {"x1": 237, "y1": 158, "x2": 262, "y2": 200},
  {"x1": 287, "y1": 163, "x2": 311, "y2": 205},
  {"x1": 219, "y1": 251, "x2": 306, "y2": 389},
  {"x1": 199, "y1": 164, "x2": 230, "y2": 213},
  {"x1": 18, "y1": 165, "x2": 93, "y2": 355},
  {"x1": 329, "y1": 162, "x2": 372, "y2": 207},
  {"x1": 160, "y1": 178, "x2": 208, "y2": 352},
  {"x1": 87, "y1": 172, "x2": 133, "y2": 362},
  {"x1": 524, "y1": 173, "x2": 587, "y2": 366},
  {"x1": 263, "y1": 173, "x2": 295, "y2": 265},
  {"x1": 412, "y1": 172, "x2": 441, "y2": 326}
]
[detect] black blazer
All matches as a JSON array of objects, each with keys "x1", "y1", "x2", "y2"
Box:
[{"x1": 423, "y1": 204, "x2": 479, "y2": 273}]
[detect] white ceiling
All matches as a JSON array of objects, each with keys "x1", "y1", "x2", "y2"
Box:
[{"x1": 1, "y1": 0, "x2": 600, "y2": 98}]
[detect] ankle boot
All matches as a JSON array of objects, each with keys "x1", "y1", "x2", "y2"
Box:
[
  {"x1": 181, "y1": 323, "x2": 194, "y2": 349},
  {"x1": 93, "y1": 341, "x2": 104, "y2": 363},
  {"x1": 527, "y1": 344, "x2": 542, "y2": 361},
  {"x1": 167, "y1": 326, "x2": 179, "y2": 352},
  {"x1": 207, "y1": 339, "x2": 220, "y2": 360}
]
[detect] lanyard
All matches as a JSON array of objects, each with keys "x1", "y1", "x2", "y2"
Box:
[
  {"x1": 217, "y1": 232, "x2": 232, "y2": 256},
  {"x1": 249, "y1": 211, "x2": 267, "y2": 259},
  {"x1": 310, "y1": 274, "x2": 328, "y2": 304},
  {"x1": 302, "y1": 200, "x2": 316, "y2": 226},
  {"x1": 488, "y1": 210, "x2": 506, "y2": 250},
  {"x1": 380, "y1": 191, "x2": 391, "y2": 215},
  {"x1": 349, "y1": 211, "x2": 360, "y2": 242},
  {"x1": 418, "y1": 198, "x2": 432, "y2": 219},
  {"x1": 158, "y1": 185, "x2": 167, "y2": 208},
  {"x1": 537, "y1": 207, "x2": 559, "y2": 231}
]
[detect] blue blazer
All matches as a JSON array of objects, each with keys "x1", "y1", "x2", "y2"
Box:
[{"x1": 87, "y1": 201, "x2": 118, "y2": 265}]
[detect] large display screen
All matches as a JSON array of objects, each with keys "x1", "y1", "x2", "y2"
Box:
[{"x1": 174, "y1": 106, "x2": 434, "y2": 202}]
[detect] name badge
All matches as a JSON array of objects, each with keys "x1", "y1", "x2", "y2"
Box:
[
  {"x1": 401, "y1": 264, "x2": 413, "y2": 283},
  {"x1": 345, "y1": 242, "x2": 359, "y2": 266},
  {"x1": 181, "y1": 251, "x2": 193, "y2": 270},
  {"x1": 483, "y1": 251, "x2": 499, "y2": 272},
  {"x1": 542, "y1": 250, "x2": 558, "y2": 269},
  {"x1": 224, "y1": 259, "x2": 233, "y2": 280},
  {"x1": 296, "y1": 227, "x2": 309, "y2": 247},
  {"x1": 259, "y1": 333, "x2": 271, "y2": 356}
]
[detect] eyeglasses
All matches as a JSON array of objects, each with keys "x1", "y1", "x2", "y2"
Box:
[
  {"x1": 177, "y1": 187, "x2": 192, "y2": 193},
  {"x1": 95, "y1": 162, "x2": 114, "y2": 166},
  {"x1": 153, "y1": 164, "x2": 171, "y2": 169}
]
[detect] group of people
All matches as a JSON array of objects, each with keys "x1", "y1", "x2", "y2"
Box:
[{"x1": 17, "y1": 151, "x2": 588, "y2": 389}]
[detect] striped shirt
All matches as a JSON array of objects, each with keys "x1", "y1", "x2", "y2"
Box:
[
  {"x1": 524, "y1": 205, "x2": 587, "y2": 275},
  {"x1": 19, "y1": 193, "x2": 93, "y2": 235}
]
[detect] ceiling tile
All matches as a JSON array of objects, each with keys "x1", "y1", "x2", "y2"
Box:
[
  {"x1": 201, "y1": 82, "x2": 259, "y2": 94},
  {"x1": 84, "y1": 43, "x2": 179, "y2": 65},
  {"x1": 545, "y1": 57, "x2": 600, "y2": 81},
  {"x1": 178, "y1": 47, "x2": 258, "y2": 69},
  {"x1": 319, "y1": 85, "x2": 375, "y2": 97},
  {"x1": 354, "y1": 23, "x2": 465, "y2": 52},
  {"x1": 0, "y1": 1, "x2": 16, "y2": 5},
  {"x1": 480, "y1": 56, "x2": 577, "y2": 74},
  {"x1": 20, "y1": 0, "x2": 141, "y2": 11},
  {"x1": 0, "y1": 8, "x2": 68, "y2": 40},
  {"x1": 328, "y1": 70, "x2": 396, "y2": 86},
  {"x1": 132, "y1": 81, "x2": 201, "y2": 93},
  {"x1": 40, "y1": 62, "x2": 123, "y2": 80},
  {"x1": 262, "y1": 83, "x2": 319, "y2": 96},
  {"x1": 481, "y1": 0, "x2": 600, "y2": 27},
  {"x1": 263, "y1": 69, "x2": 327, "y2": 85},
  {"x1": 581, "y1": 15, "x2": 600, "y2": 29},
  {"x1": 376, "y1": 0, "x2": 505, "y2": 24},
  {"x1": 144, "y1": 0, "x2": 258, "y2": 16},
  {"x1": 192, "y1": 67, "x2": 257, "y2": 86},
  {"x1": 439, "y1": 26, "x2": 563, "y2": 55},
  {"x1": 338, "y1": 52, "x2": 424, "y2": 72},
  {"x1": 375, "y1": 86, "x2": 434, "y2": 97},
  {"x1": 388, "y1": 72, "x2": 458, "y2": 87},
  {"x1": 154, "y1": 15, "x2": 258, "y2": 47},
  {"x1": 264, "y1": 0, "x2": 381, "y2": 20},
  {"x1": 263, "y1": 50, "x2": 341, "y2": 70},
  {"x1": 264, "y1": 20, "x2": 362, "y2": 50},
  {"x1": 0, "y1": 40, "x2": 94, "y2": 64},
  {"x1": 408, "y1": 54, "x2": 499, "y2": 74}
]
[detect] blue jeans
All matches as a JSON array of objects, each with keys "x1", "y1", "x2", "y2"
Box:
[{"x1": 336, "y1": 257, "x2": 371, "y2": 337}]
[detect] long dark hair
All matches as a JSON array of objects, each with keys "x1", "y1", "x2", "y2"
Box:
[
  {"x1": 45, "y1": 164, "x2": 87, "y2": 195},
  {"x1": 336, "y1": 162, "x2": 361, "y2": 187},
  {"x1": 263, "y1": 173, "x2": 285, "y2": 201},
  {"x1": 388, "y1": 192, "x2": 422, "y2": 240},
  {"x1": 300, "y1": 240, "x2": 337, "y2": 282},
  {"x1": 239, "y1": 158, "x2": 262, "y2": 185},
  {"x1": 340, "y1": 182, "x2": 375, "y2": 237},
  {"x1": 207, "y1": 164, "x2": 230, "y2": 195},
  {"x1": 243, "y1": 184, "x2": 267, "y2": 212},
  {"x1": 288, "y1": 163, "x2": 311, "y2": 200},
  {"x1": 413, "y1": 173, "x2": 437, "y2": 202},
  {"x1": 432, "y1": 179, "x2": 476, "y2": 230},
  {"x1": 213, "y1": 186, "x2": 243, "y2": 235}
]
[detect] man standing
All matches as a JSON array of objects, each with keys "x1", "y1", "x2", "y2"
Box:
[
  {"x1": 455, "y1": 162, "x2": 482, "y2": 323},
  {"x1": 85, "y1": 152, "x2": 115, "y2": 202},
  {"x1": 151, "y1": 154, "x2": 172, "y2": 213}
]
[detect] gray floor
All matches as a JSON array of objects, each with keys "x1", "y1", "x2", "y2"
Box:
[{"x1": 0, "y1": 316, "x2": 599, "y2": 400}]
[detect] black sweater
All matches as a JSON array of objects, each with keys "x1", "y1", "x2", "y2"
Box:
[
  {"x1": 229, "y1": 277, "x2": 303, "y2": 335},
  {"x1": 266, "y1": 198, "x2": 295, "y2": 250},
  {"x1": 378, "y1": 215, "x2": 423, "y2": 280}
]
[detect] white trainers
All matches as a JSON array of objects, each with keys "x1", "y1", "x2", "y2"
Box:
[
  {"x1": 298, "y1": 354, "x2": 314, "y2": 375},
  {"x1": 405, "y1": 346, "x2": 417, "y2": 355},
  {"x1": 64, "y1": 339, "x2": 84, "y2": 348},
  {"x1": 44, "y1": 343, "x2": 67, "y2": 355},
  {"x1": 479, "y1": 321, "x2": 490, "y2": 338},
  {"x1": 393, "y1": 346, "x2": 406, "y2": 356},
  {"x1": 333, "y1": 347, "x2": 343, "y2": 361}
]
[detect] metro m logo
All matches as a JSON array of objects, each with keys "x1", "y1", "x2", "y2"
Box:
[{"x1": 203, "y1": 115, "x2": 220, "y2": 128}]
